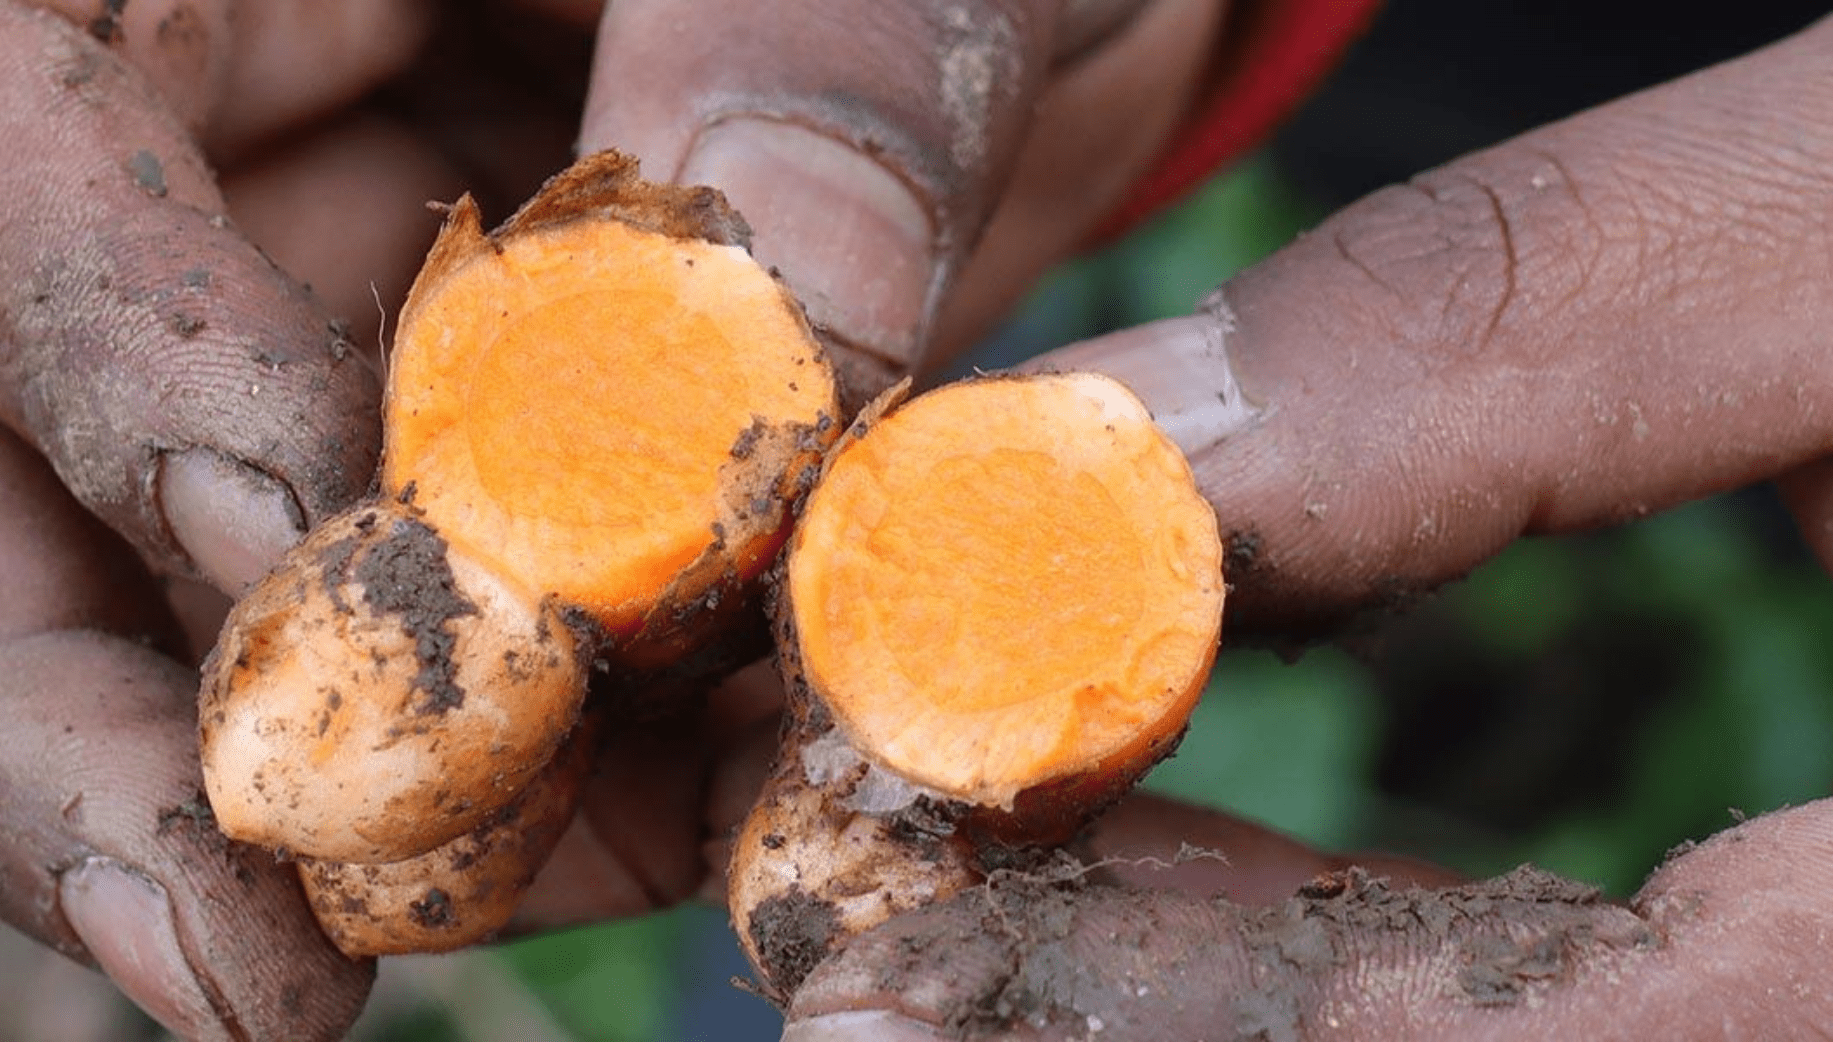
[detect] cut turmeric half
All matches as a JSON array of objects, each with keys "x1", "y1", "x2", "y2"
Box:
[
  {"x1": 384, "y1": 156, "x2": 837, "y2": 633},
  {"x1": 786, "y1": 372, "x2": 1225, "y2": 809}
]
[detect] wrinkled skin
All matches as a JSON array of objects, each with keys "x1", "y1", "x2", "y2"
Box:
[{"x1": 3, "y1": 1, "x2": 1833, "y2": 1039}]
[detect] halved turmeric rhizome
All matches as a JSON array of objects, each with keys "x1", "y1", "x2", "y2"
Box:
[
  {"x1": 730, "y1": 374, "x2": 1224, "y2": 995},
  {"x1": 196, "y1": 151, "x2": 1224, "y2": 975},
  {"x1": 199, "y1": 152, "x2": 838, "y2": 953}
]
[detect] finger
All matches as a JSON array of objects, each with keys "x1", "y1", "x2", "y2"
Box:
[
  {"x1": 518, "y1": 734, "x2": 1458, "y2": 933},
  {"x1": 927, "y1": 0, "x2": 1226, "y2": 357},
  {"x1": 511, "y1": 0, "x2": 602, "y2": 27},
  {"x1": 1776, "y1": 455, "x2": 1833, "y2": 571},
  {"x1": 510, "y1": 716, "x2": 720, "y2": 931},
  {"x1": 580, "y1": 0, "x2": 1218, "y2": 402},
  {"x1": 364, "y1": 5, "x2": 587, "y2": 219},
  {"x1": 219, "y1": 112, "x2": 468, "y2": 361},
  {"x1": 514, "y1": 664, "x2": 785, "y2": 930},
  {"x1": 1085, "y1": 792, "x2": 1461, "y2": 904},
  {"x1": 1034, "y1": 17, "x2": 1833, "y2": 628},
  {"x1": 784, "y1": 799, "x2": 1833, "y2": 1041},
  {"x1": 31, "y1": 0, "x2": 433, "y2": 153},
  {"x1": 0, "y1": 5, "x2": 382, "y2": 592},
  {"x1": 0, "y1": 431, "x2": 372, "y2": 1042},
  {"x1": 2, "y1": 428, "x2": 185, "y2": 654}
]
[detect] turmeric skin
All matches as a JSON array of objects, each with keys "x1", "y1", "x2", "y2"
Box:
[{"x1": 789, "y1": 373, "x2": 1223, "y2": 808}]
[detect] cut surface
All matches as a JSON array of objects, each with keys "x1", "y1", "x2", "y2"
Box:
[
  {"x1": 787, "y1": 373, "x2": 1224, "y2": 807},
  {"x1": 385, "y1": 202, "x2": 835, "y2": 632}
]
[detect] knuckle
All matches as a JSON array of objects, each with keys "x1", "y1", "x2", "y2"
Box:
[{"x1": 1318, "y1": 155, "x2": 1594, "y2": 366}]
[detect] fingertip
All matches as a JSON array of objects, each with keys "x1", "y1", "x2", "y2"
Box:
[
  {"x1": 157, "y1": 447, "x2": 306, "y2": 592},
  {"x1": 59, "y1": 859, "x2": 231, "y2": 1042},
  {"x1": 1023, "y1": 313, "x2": 1262, "y2": 459},
  {"x1": 582, "y1": 1, "x2": 1060, "y2": 392},
  {"x1": 2, "y1": 631, "x2": 375, "y2": 1042},
  {"x1": 783, "y1": 1010, "x2": 954, "y2": 1042}
]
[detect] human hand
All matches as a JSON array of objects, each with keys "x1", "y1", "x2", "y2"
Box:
[
  {"x1": 775, "y1": 12, "x2": 1833, "y2": 1041},
  {"x1": 0, "y1": 1, "x2": 459, "y2": 1038},
  {"x1": 0, "y1": 1, "x2": 1232, "y2": 1038}
]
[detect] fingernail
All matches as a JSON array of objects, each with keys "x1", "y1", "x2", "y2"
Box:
[
  {"x1": 679, "y1": 118, "x2": 939, "y2": 372},
  {"x1": 158, "y1": 447, "x2": 306, "y2": 591},
  {"x1": 1028, "y1": 314, "x2": 1262, "y2": 457},
  {"x1": 783, "y1": 1010, "x2": 953, "y2": 1042},
  {"x1": 60, "y1": 858, "x2": 230, "y2": 1042}
]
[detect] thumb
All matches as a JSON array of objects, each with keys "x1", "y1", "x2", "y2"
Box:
[{"x1": 578, "y1": 0, "x2": 1225, "y2": 404}]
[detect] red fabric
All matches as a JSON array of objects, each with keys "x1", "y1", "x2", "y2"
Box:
[{"x1": 1096, "y1": 0, "x2": 1383, "y2": 239}]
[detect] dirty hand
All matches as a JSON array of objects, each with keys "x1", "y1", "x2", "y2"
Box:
[
  {"x1": 777, "y1": 12, "x2": 1833, "y2": 1042},
  {"x1": 0, "y1": 0, "x2": 1230, "y2": 1039}
]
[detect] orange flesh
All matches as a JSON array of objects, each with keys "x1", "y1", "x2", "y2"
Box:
[
  {"x1": 384, "y1": 219, "x2": 834, "y2": 631},
  {"x1": 788, "y1": 373, "x2": 1224, "y2": 807}
]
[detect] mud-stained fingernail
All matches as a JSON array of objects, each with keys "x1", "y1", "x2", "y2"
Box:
[
  {"x1": 60, "y1": 858, "x2": 230, "y2": 1042},
  {"x1": 679, "y1": 118, "x2": 938, "y2": 373},
  {"x1": 783, "y1": 1010, "x2": 954, "y2": 1042},
  {"x1": 158, "y1": 447, "x2": 307, "y2": 592},
  {"x1": 1026, "y1": 313, "x2": 1262, "y2": 457}
]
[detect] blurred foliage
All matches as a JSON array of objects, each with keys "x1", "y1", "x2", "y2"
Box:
[
  {"x1": 1145, "y1": 647, "x2": 1381, "y2": 849},
  {"x1": 492, "y1": 914, "x2": 682, "y2": 1041},
  {"x1": 1159, "y1": 491, "x2": 1833, "y2": 899},
  {"x1": 356, "y1": 153, "x2": 1833, "y2": 1039}
]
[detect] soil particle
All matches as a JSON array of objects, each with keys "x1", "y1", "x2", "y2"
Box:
[
  {"x1": 155, "y1": 794, "x2": 217, "y2": 837},
  {"x1": 1458, "y1": 932, "x2": 1567, "y2": 1006},
  {"x1": 352, "y1": 517, "x2": 478, "y2": 714},
  {"x1": 1222, "y1": 528, "x2": 1264, "y2": 579},
  {"x1": 318, "y1": 530, "x2": 364, "y2": 615},
  {"x1": 154, "y1": 791, "x2": 257, "y2": 881},
  {"x1": 407, "y1": 887, "x2": 456, "y2": 929},
  {"x1": 60, "y1": 48, "x2": 102, "y2": 87},
  {"x1": 750, "y1": 887, "x2": 844, "y2": 997},
  {"x1": 730, "y1": 417, "x2": 767, "y2": 460},
  {"x1": 933, "y1": 3, "x2": 1020, "y2": 173},
  {"x1": 895, "y1": 867, "x2": 1660, "y2": 1042},
  {"x1": 888, "y1": 797, "x2": 967, "y2": 856},
  {"x1": 88, "y1": 0, "x2": 127, "y2": 43},
  {"x1": 802, "y1": 687, "x2": 833, "y2": 735},
  {"x1": 126, "y1": 149, "x2": 166, "y2": 198},
  {"x1": 946, "y1": 879, "x2": 1089, "y2": 1036},
  {"x1": 1367, "y1": 574, "x2": 1434, "y2": 618},
  {"x1": 1226, "y1": 866, "x2": 1658, "y2": 1037}
]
